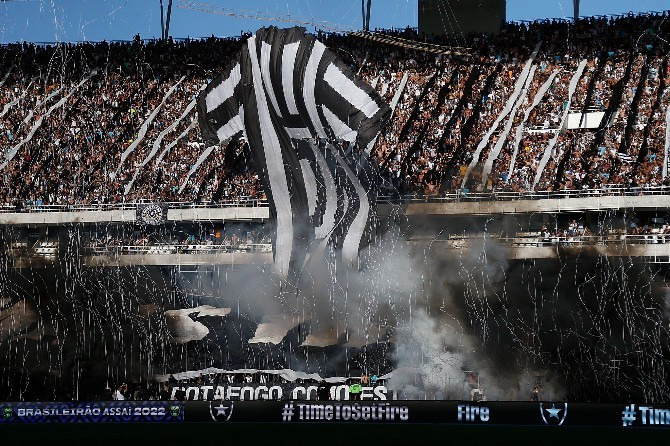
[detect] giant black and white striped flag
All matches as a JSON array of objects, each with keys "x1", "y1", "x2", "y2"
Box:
[{"x1": 197, "y1": 27, "x2": 391, "y2": 281}]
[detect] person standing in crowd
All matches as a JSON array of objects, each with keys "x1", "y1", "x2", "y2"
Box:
[
  {"x1": 112, "y1": 383, "x2": 127, "y2": 400},
  {"x1": 317, "y1": 381, "x2": 331, "y2": 401},
  {"x1": 531, "y1": 386, "x2": 540, "y2": 402},
  {"x1": 349, "y1": 380, "x2": 362, "y2": 401},
  {"x1": 159, "y1": 384, "x2": 171, "y2": 401},
  {"x1": 174, "y1": 382, "x2": 186, "y2": 401},
  {"x1": 361, "y1": 373, "x2": 370, "y2": 385}
]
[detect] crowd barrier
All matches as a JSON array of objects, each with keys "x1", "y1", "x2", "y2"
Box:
[
  {"x1": 2, "y1": 186, "x2": 670, "y2": 214},
  {"x1": 85, "y1": 243, "x2": 273, "y2": 255}
]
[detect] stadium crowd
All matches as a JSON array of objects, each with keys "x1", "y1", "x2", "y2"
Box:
[{"x1": 0, "y1": 11, "x2": 669, "y2": 208}]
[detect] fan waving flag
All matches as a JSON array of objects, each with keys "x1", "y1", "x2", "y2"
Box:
[{"x1": 197, "y1": 27, "x2": 391, "y2": 281}]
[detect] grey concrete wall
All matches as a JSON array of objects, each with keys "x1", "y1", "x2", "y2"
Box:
[
  {"x1": 2, "y1": 194, "x2": 669, "y2": 226},
  {"x1": 403, "y1": 195, "x2": 670, "y2": 216},
  {"x1": 12, "y1": 242, "x2": 668, "y2": 269},
  {"x1": 0, "y1": 206, "x2": 270, "y2": 225},
  {"x1": 407, "y1": 240, "x2": 670, "y2": 260},
  {"x1": 83, "y1": 252, "x2": 273, "y2": 267}
]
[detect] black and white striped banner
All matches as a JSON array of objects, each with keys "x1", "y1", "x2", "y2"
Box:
[{"x1": 197, "y1": 27, "x2": 391, "y2": 281}]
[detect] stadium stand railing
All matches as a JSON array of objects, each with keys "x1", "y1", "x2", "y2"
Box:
[{"x1": 1, "y1": 185, "x2": 670, "y2": 213}]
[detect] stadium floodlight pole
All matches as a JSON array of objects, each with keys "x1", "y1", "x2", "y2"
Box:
[
  {"x1": 160, "y1": 0, "x2": 165, "y2": 39},
  {"x1": 165, "y1": 0, "x2": 174, "y2": 39},
  {"x1": 573, "y1": 0, "x2": 580, "y2": 22},
  {"x1": 361, "y1": 0, "x2": 372, "y2": 31}
]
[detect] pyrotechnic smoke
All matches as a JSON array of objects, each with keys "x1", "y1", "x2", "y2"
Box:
[{"x1": 0, "y1": 216, "x2": 668, "y2": 402}]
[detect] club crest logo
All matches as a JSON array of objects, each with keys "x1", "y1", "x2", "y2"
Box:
[
  {"x1": 539, "y1": 402, "x2": 568, "y2": 426},
  {"x1": 169, "y1": 405, "x2": 181, "y2": 417},
  {"x1": 210, "y1": 400, "x2": 234, "y2": 422},
  {"x1": 138, "y1": 204, "x2": 166, "y2": 225}
]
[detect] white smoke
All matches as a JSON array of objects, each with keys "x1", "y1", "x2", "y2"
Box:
[{"x1": 388, "y1": 309, "x2": 469, "y2": 400}]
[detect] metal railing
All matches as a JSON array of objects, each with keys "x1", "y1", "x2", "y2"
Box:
[
  {"x1": 413, "y1": 233, "x2": 670, "y2": 247},
  {"x1": 377, "y1": 185, "x2": 670, "y2": 204},
  {"x1": 13, "y1": 234, "x2": 670, "y2": 260},
  {"x1": 0, "y1": 197, "x2": 268, "y2": 213},
  {"x1": 1, "y1": 185, "x2": 670, "y2": 214},
  {"x1": 505, "y1": 234, "x2": 670, "y2": 247},
  {"x1": 85, "y1": 243, "x2": 273, "y2": 255}
]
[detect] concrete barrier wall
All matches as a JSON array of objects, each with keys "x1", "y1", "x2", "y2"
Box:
[
  {"x1": 407, "y1": 240, "x2": 670, "y2": 259},
  {"x1": 1, "y1": 194, "x2": 669, "y2": 226},
  {"x1": 404, "y1": 195, "x2": 670, "y2": 215},
  {"x1": 11, "y1": 243, "x2": 668, "y2": 268},
  {"x1": 0, "y1": 206, "x2": 270, "y2": 225},
  {"x1": 83, "y1": 252, "x2": 273, "y2": 266}
]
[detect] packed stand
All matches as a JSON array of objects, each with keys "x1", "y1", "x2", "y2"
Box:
[{"x1": 1, "y1": 12, "x2": 669, "y2": 209}]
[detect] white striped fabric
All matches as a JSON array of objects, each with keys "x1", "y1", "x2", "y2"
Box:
[
  {"x1": 324, "y1": 63, "x2": 380, "y2": 119},
  {"x1": 302, "y1": 40, "x2": 327, "y2": 139},
  {"x1": 312, "y1": 143, "x2": 337, "y2": 240},
  {"x1": 0, "y1": 67, "x2": 12, "y2": 88},
  {"x1": 205, "y1": 63, "x2": 241, "y2": 113},
  {"x1": 281, "y1": 42, "x2": 300, "y2": 115},
  {"x1": 333, "y1": 150, "x2": 369, "y2": 269},
  {"x1": 178, "y1": 145, "x2": 217, "y2": 194},
  {"x1": 285, "y1": 127, "x2": 312, "y2": 139},
  {"x1": 248, "y1": 36, "x2": 294, "y2": 279},
  {"x1": 299, "y1": 159, "x2": 318, "y2": 217},
  {"x1": 156, "y1": 119, "x2": 197, "y2": 165},
  {"x1": 216, "y1": 106, "x2": 245, "y2": 142},
  {"x1": 261, "y1": 42, "x2": 283, "y2": 117},
  {"x1": 116, "y1": 76, "x2": 185, "y2": 176},
  {"x1": 481, "y1": 65, "x2": 538, "y2": 185},
  {"x1": 322, "y1": 106, "x2": 357, "y2": 142}
]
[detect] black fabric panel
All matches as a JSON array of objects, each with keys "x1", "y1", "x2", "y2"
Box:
[
  {"x1": 315, "y1": 52, "x2": 391, "y2": 150},
  {"x1": 255, "y1": 26, "x2": 305, "y2": 128},
  {"x1": 243, "y1": 37, "x2": 311, "y2": 284},
  {"x1": 197, "y1": 26, "x2": 389, "y2": 279},
  {"x1": 296, "y1": 140, "x2": 326, "y2": 229},
  {"x1": 196, "y1": 61, "x2": 243, "y2": 146},
  {"x1": 291, "y1": 33, "x2": 324, "y2": 138}
]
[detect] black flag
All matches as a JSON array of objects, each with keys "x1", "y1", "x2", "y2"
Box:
[{"x1": 197, "y1": 27, "x2": 390, "y2": 280}]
